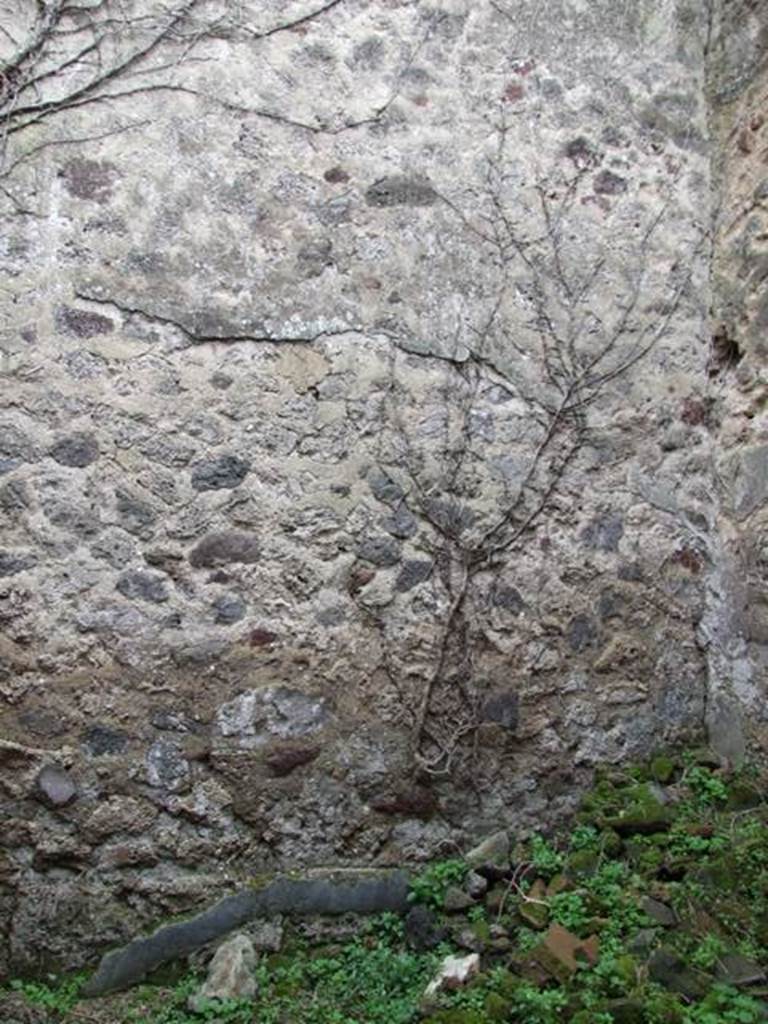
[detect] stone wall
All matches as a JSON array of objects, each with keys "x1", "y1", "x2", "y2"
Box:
[
  {"x1": 0, "y1": 0, "x2": 764, "y2": 975},
  {"x1": 705, "y1": 0, "x2": 768, "y2": 763}
]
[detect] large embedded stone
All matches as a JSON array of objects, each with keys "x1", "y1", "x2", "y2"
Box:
[
  {"x1": 35, "y1": 766, "x2": 77, "y2": 808},
  {"x1": 190, "y1": 454, "x2": 251, "y2": 491},
  {"x1": 215, "y1": 686, "x2": 330, "y2": 749},
  {"x1": 49, "y1": 433, "x2": 99, "y2": 468},
  {"x1": 188, "y1": 933, "x2": 257, "y2": 1011},
  {"x1": 188, "y1": 531, "x2": 260, "y2": 568}
]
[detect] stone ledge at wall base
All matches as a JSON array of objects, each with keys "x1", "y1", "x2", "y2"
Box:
[{"x1": 83, "y1": 868, "x2": 411, "y2": 996}]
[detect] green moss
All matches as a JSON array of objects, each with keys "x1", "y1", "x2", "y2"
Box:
[
  {"x1": 651, "y1": 755, "x2": 677, "y2": 784},
  {"x1": 482, "y1": 991, "x2": 511, "y2": 1021},
  {"x1": 422, "y1": 1011, "x2": 486, "y2": 1024},
  {"x1": 600, "y1": 829, "x2": 623, "y2": 857},
  {"x1": 567, "y1": 848, "x2": 601, "y2": 878}
]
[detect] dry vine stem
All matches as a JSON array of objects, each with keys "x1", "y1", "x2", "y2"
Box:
[
  {"x1": 0, "y1": 0, "x2": 443, "y2": 213},
  {"x1": 371, "y1": 118, "x2": 706, "y2": 778}
]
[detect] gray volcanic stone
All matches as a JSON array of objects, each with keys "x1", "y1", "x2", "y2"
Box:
[
  {"x1": 216, "y1": 686, "x2": 329, "y2": 747},
  {"x1": 365, "y1": 176, "x2": 437, "y2": 207},
  {"x1": 213, "y1": 593, "x2": 247, "y2": 624},
  {"x1": 0, "y1": 551, "x2": 37, "y2": 576},
  {"x1": 464, "y1": 831, "x2": 510, "y2": 873},
  {"x1": 594, "y1": 170, "x2": 628, "y2": 195},
  {"x1": 35, "y1": 766, "x2": 77, "y2": 808},
  {"x1": 395, "y1": 559, "x2": 433, "y2": 592},
  {"x1": 480, "y1": 690, "x2": 519, "y2": 731},
  {"x1": 82, "y1": 724, "x2": 129, "y2": 756},
  {"x1": 715, "y1": 952, "x2": 766, "y2": 987},
  {"x1": 296, "y1": 239, "x2": 334, "y2": 279},
  {"x1": 491, "y1": 584, "x2": 524, "y2": 613},
  {"x1": 84, "y1": 870, "x2": 411, "y2": 995},
  {"x1": 146, "y1": 739, "x2": 190, "y2": 792},
  {"x1": 404, "y1": 905, "x2": 445, "y2": 951},
  {"x1": 357, "y1": 536, "x2": 401, "y2": 567},
  {"x1": 567, "y1": 614, "x2": 598, "y2": 652},
  {"x1": 189, "y1": 531, "x2": 260, "y2": 568},
  {"x1": 367, "y1": 468, "x2": 405, "y2": 505},
  {"x1": 191, "y1": 454, "x2": 251, "y2": 491},
  {"x1": 54, "y1": 305, "x2": 114, "y2": 337},
  {"x1": 115, "y1": 489, "x2": 156, "y2": 537},
  {"x1": 581, "y1": 513, "x2": 624, "y2": 552},
  {"x1": 383, "y1": 505, "x2": 417, "y2": 539},
  {"x1": 49, "y1": 433, "x2": 99, "y2": 467},
  {"x1": 648, "y1": 949, "x2": 709, "y2": 1001},
  {"x1": 116, "y1": 569, "x2": 168, "y2": 603}
]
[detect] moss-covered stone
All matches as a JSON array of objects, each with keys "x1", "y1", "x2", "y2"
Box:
[
  {"x1": 725, "y1": 781, "x2": 762, "y2": 811},
  {"x1": 518, "y1": 899, "x2": 549, "y2": 929},
  {"x1": 651, "y1": 755, "x2": 677, "y2": 784},
  {"x1": 566, "y1": 849, "x2": 601, "y2": 878},
  {"x1": 422, "y1": 1010, "x2": 486, "y2": 1024},
  {"x1": 604, "y1": 784, "x2": 673, "y2": 836},
  {"x1": 483, "y1": 991, "x2": 512, "y2": 1021},
  {"x1": 601, "y1": 829, "x2": 624, "y2": 857}
]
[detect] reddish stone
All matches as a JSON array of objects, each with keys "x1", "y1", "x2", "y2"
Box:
[
  {"x1": 248, "y1": 628, "x2": 278, "y2": 648},
  {"x1": 533, "y1": 923, "x2": 600, "y2": 982},
  {"x1": 264, "y1": 742, "x2": 321, "y2": 777},
  {"x1": 672, "y1": 548, "x2": 702, "y2": 574},
  {"x1": 370, "y1": 785, "x2": 438, "y2": 819},
  {"x1": 503, "y1": 82, "x2": 525, "y2": 102}
]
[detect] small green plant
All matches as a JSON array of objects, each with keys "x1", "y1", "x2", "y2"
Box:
[
  {"x1": 529, "y1": 834, "x2": 564, "y2": 877},
  {"x1": 569, "y1": 824, "x2": 600, "y2": 851},
  {"x1": 549, "y1": 891, "x2": 590, "y2": 933},
  {"x1": 9, "y1": 972, "x2": 86, "y2": 1015},
  {"x1": 686, "y1": 766, "x2": 729, "y2": 806},
  {"x1": 408, "y1": 858, "x2": 468, "y2": 909},
  {"x1": 690, "y1": 933, "x2": 727, "y2": 970},
  {"x1": 682, "y1": 983, "x2": 766, "y2": 1024},
  {"x1": 365, "y1": 911, "x2": 405, "y2": 944},
  {"x1": 508, "y1": 981, "x2": 568, "y2": 1023},
  {"x1": 516, "y1": 925, "x2": 541, "y2": 953}
]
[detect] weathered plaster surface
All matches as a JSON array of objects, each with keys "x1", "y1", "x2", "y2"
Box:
[{"x1": 0, "y1": 0, "x2": 764, "y2": 973}]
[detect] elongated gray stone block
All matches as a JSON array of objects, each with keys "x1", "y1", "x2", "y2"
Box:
[{"x1": 84, "y1": 870, "x2": 410, "y2": 996}]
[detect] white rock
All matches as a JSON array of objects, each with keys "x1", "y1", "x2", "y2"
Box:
[{"x1": 424, "y1": 953, "x2": 480, "y2": 1000}]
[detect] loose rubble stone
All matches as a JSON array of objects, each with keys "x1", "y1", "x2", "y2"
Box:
[
  {"x1": 641, "y1": 896, "x2": 677, "y2": 927},
  {"x1": 464, "y1": 871, "x2": 488, "y2": 899},
  {"x1": 442, "y1": 885, "x2": 475, "y2": 912},
  {"x1": 216, "y1": 687, "x2": 330, "y2": 747},
  {"x1": 404, "y1": 905, "x2": 445, "y2": 951},
  {"x1": 533, "y1": 923, "x2": 600, "y2": 983},
  {"x1": 715, "y1": 952, "x2": 766, "y2": 987},
  {"x1": 0, "y1": 551, "x2": 37, "y2": 576},
  {"x1": 423, "y1": 952, "x2": 480, "y2": 1000},
  {"x1": 464, "y1": 831, "x2": 510, "y2": 874},
  {"x1": 189, "y1": 933, "x2": 257, "y2": 1012},
  {"x1": 648, "y1": 949, "x2": 710, "y2": 1001}
]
